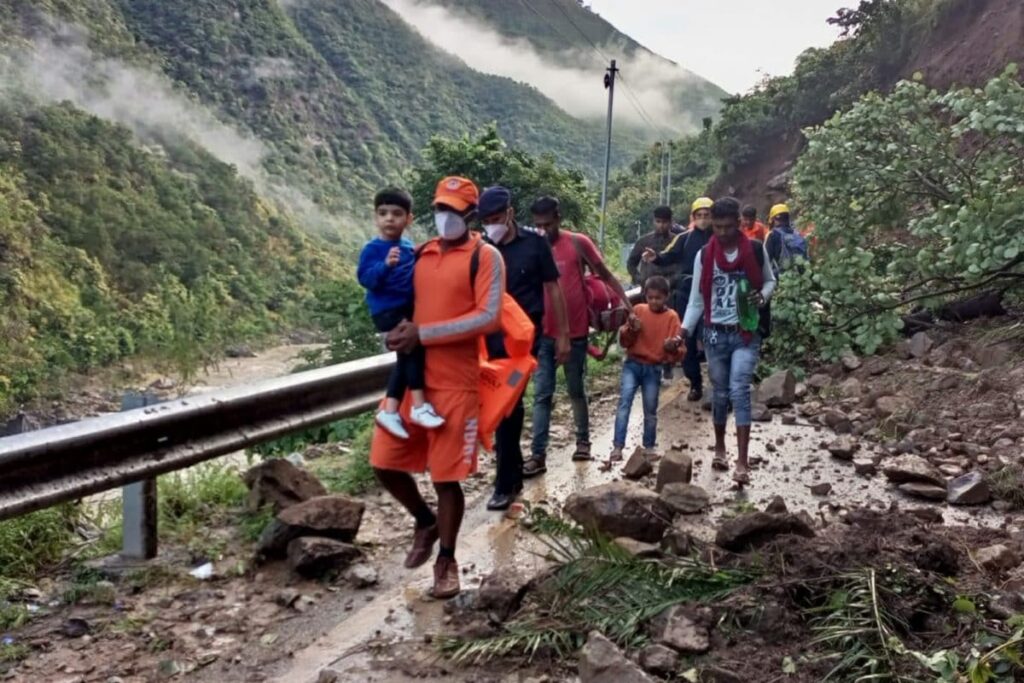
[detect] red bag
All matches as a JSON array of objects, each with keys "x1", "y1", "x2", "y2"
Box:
[{"x1": 571, "y1": 234, "x2": 630, "y2": 332}]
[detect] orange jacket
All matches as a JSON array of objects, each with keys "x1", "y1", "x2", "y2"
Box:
[
  {"x1": 414, "y1": 234, "x2": 505, "y2": 391},
  {"x1": 742, "y1": 221, "x2": 769, "y2": 242},
  {"x1": 619, "y1": 304, "x2": 684, "y2": 365}
]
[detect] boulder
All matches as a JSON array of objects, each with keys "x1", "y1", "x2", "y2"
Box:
[
  {"x1": 909, "y1": 332, "x2": 934, "y2": 359},
  {"x1": 875, "y1": 396, "x2": 914, "y2": 420},
  {"x1": 759, "y1": 370, "x2": 797, "y2": 408},
  {"x1": 578, "y1": 631, "x2": 654, "y2": 683},
  {"x1": 716, "y1": 512, "x2": 815, "y2": 552},
  {"x1": 650, "y1": 605, "x2": 711, "y2": 654},
  {"x1": 622, "y1": 448, "x2": 653, "y2": 480},
  {"x1": 476, "y1": 566, "x2": 532, "y2": 619},
  {"x1": 898, "y1": 483, "x2": 947, "y2": 501},
  {"x1": 565, "y1": 482, "x2": 671, "y2": 543},
  {"x1": 827, "y1": 435, "x2": 859, "y2": 460},
  {"x1": 765, "y1": 496, "x2": 788, "y2": 514},
  {"x1": 975, "y1": 544, "x2": 1021, "y2": 573},
  {"x1": 638, "y1": 644, "x2": 678, "y2": 676},
  {"x1": 655, "y1": 451, "x2": 693, "y2": 492},
  {"x1": 258, "y1": 495, "x2": 365, "y2": 557},
  {"x1": 286, "y1": 537, "x2": 361, "y2": 578},
  {"x1": 882, "y1": 455, "x2": 944, "y2": 487},
  {"x1": 947, "y1": 471, "x2": 992, "y2": 506},
  {"x1": 660, "y1": 484, "x2": 709, "y2": 515},
  {"x1": 243, "y1": 459, "x2": 327, "y2": 513}
]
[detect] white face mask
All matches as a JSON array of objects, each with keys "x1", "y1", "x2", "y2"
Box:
[
  {"x1": 484, "y1": 222, "x2": 509, "y2": 243},
  {"x1": 434, "y1": 211, "x2": 468, "y2": 240}
]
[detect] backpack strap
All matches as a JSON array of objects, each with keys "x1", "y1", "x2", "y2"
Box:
[{"x1": 570, "y1": 233, "x2": 594, "y2": 276}]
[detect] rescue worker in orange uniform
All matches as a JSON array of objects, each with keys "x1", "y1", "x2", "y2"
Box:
[{"x1": 371, "y1": 176, "x2": 505, "y2": 599}]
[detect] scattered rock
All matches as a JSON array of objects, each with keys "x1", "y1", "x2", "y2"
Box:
[
  {"x1": 61, "y1": 617, "x2": 90, "y2": 638},
  {"x1": 660, "y1": 483, "x2": 710, "y2": 515},
  {"x1": 346, "y1": 564, "x2": 378, "y2": 588},
  {"x1": 759, "y1": 370, "x2": 797, "y2": 407},
  {"x1": 149, "y1": 377, "x2": 177, "y2": 391},
  {"x1": 908, "y1": 332, "x2": 934, "y2": 359},
  {"x1": 823, "y1": 410, "x2": 853, "y2": 434},
  {"x1": 225, "y1": 344, "x2": 257, "y2": 358},
  {"x1": 700, "y1": 667, "x2": 745, "y2": 683},
  {"x1": 2, "y1": 412, "x2": 41, "y2": 436},
  {"x1": 157, "y1": 660, "x2": 183, "y2": 679},
  {"x1": 258, "y1": 495, "x2": 365, "y2": 558},
  {"x1": 565, "y1": 482, "x2": 671, "y2": 543},
  {"x1": 655, "y1": 451, "x2": 693, "y2": 492},
  {"x1": 765, "y1": 496, "x2": 788, "y2": 514},
  {"x1": 715, "y1": 512, "x2": 815, "y2": 552},
  {"x1": 477, "y1": 566, "x2": 532, "y2": 619},
  {"x1": 660, "y1": 525, "x2": 693, "y2": 556},
  {"x1": 898, "y1": 483, "x2": 947, "y2": 501},
  {"x1": 578, "y1": 631, "x2": 654, "y2": 683},
  {"x1": 975, "y1": 544, "x2": 1021, "y2": 573},
  {"x1": 809, "y1": 482, "x2": 832, "y2": 496},
  {"x1": 243, "y1": 459, "x2": 327, "y2": 514},
  {"x1": 827, "y1": 435, "x2": 859, "y2": 460},
  {"x1": 286, "y1": 537, "x2": 361, "y2": 578},
  {"x1": 275, "y1": 589, "x2": 301, "y2": 608},
  {"x1": 837, "y1": 377, "x2": 862, "y2": 398},
  {"x1": 882, "y1": 455, "x2": 944, "y2": 487},
  {"x1": 947, "y1": 471, "x2": 992, "y2": 506},
  {"x1": 841, "y1": 352, "x2": 862, "y2": 371},
  {"x1": 875, "y1": 396, "x2": 914, "y2": 419},
  {"x1": 622, "y1": 448, "x2": 653, "y2": 480},
  {"x1": 638, "y1": 644, "x2": 679, "y2": 676},
  {"x1": 807, "y1": 374, "x2": 832, "y2": 391},
  {"x1": 317, "y1": 670, "x2": 341, "y2": 683},
  {"x1": 613, "y1": 537, "x2": 662, "y2": 558},
  {"x1": 853, "y1": 458, "x2": 877, "y2": 476},
  {"x1": 650, "y1": 605, "x2": 711, "y2": 654},
  {"x1": 751, "y1": 404, "x2": 772, "y2": 422}
]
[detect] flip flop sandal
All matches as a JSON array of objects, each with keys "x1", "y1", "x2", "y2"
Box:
[
  {"x1": 522, "y1": 457, "x2": 547, "y2": 478},
  {"x1": 712, "y1": 453, "x2": 729, "y2": 471},
  {"x1": 732, "y1": 470, "x2": 751, "y2": 487},
  {"x1": 572, "y1": 444, "x2": 593, "y2": 461}
]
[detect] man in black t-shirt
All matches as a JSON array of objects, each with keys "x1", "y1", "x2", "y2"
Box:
[{"x1": 478, "y1": 186, "x2": 569, "y2": 511}]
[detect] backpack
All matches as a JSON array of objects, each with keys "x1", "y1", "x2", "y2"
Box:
[
  {"x1": 774, "y1": 227, "x2": 809, "y2": 273},
  {"x1": 698, "y1": 241, "x2": 772, "y2": 339},
  {"x1": 570, "y1": 233, "x2": 630, "y2": 333}
]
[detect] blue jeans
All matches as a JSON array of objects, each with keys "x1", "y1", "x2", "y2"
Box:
[
  {"x1": 613, "y1": 359, "x2": 662, "y2": 449},
  {"x1": 704, "y1": 328, "x2": 761, "y2": 427},
  {"x1": 531, "y1": 336, "x2": 590, "y2": 458}
]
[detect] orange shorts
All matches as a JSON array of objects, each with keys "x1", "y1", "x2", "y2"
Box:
[{"x1": 369, "y1": 389, "x2": 479, "y2": 483}]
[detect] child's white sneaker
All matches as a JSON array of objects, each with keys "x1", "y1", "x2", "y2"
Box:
[
  {"x1": 376, "y1": 410, "x2": 409, "y2": 439},
  {"x1": 410, "y1": 403, "x2": 445, "y2": 430}
]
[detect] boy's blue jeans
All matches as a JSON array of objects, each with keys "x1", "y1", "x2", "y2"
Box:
[
  {"x1": 703, "y1": 328, "x2": 761, "y2": 427},
  {"x1": 613, "y1": 359, "x2": 663, "y2": 449}
]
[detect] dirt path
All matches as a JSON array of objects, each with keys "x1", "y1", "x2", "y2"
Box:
[{"x1": 262, "y1": 381, "x2": 1004, "y2": 683}]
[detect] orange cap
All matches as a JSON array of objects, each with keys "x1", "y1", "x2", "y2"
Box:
[{"x1": 432, "y1": 176, "x2": 479, "y2": 212}]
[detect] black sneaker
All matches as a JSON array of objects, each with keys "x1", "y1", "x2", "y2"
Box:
[
  {"x1": 487, "y1": 491, "x2": 516, "y2": 511},
  {"x1": 687, "y1": 386, "x2": 703, "y2": 402}
]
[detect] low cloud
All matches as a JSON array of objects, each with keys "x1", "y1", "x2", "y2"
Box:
[
  {"x1": 379, "y1": 0, "x2": 700, "y2": 134},
  {"x1": 0, "y1": 21, "x2": 355, "y2": 241}
]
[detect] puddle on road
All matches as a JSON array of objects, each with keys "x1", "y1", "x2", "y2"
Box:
[{"x1": 273, "y1": 380, "x2": 1007, "y2": 683}]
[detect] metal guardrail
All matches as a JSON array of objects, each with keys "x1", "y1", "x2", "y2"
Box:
[{"x1": 0, "y1": 286, "x2": 643, "y2": 557}]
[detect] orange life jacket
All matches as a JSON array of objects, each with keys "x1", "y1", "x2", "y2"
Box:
[{"x1": 477, "y1": 293, "x2": 537, "y2": 450}]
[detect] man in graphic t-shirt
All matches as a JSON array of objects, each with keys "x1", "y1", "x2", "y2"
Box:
[{"x1": 525, "y1": 196, "x2": 633, "y2": 477}]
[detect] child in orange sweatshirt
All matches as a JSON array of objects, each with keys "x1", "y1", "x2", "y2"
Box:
[{"x1": 610, "y1": 276, "x2": 685, "y2": 460}]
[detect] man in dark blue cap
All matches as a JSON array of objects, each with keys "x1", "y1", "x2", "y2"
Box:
[{"x1": 478, "y1": 186, "x2": 569, "y2": 510}]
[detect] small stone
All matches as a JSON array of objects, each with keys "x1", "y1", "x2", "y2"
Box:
[
  {"x1": 613, "y1": 538, "x2": 661, "y2": 558},
  {"x1": 875, "y1": 396, "x2": 914, "y2": 419},
  {"x1": 659, "y1": 483, "x2": 709, "y2": 515},
  {"x1": 827, "y1": 435, "x2": 859, "y2": 460},
  {"x1": 837, "y1": 377, "x2": 862, "y2": 398},
  {"x1": 651, "y1": 605, "x2": 710, "y2": 654},
  {"x1": 765, "y1": 496, "x2": 788, "y2": 514},
  {"x1": 853, "y1": 458, "x2": 877, "y2": 476},
  {"x1": 578, "y1": 631, "x2": 654, "y2": 683},
  {"x1": 655, "y1": 452, "x2": 693, "y2": 492},
  {"x1": 898, "y1": 483, "x2": 947, "y2": 501},
  {"x1": 938, "y1": 464, "x2": 964, "y2": 477},
  {"x1": 759, "y1": 370, "x2": 797, "y2": 407},
  {"x1": 751, "y1": 405, "x2": 772, "y2": 422},
  {"x1": 317, "y1": 670, "x2": 341, "y2": 683},
  {"x1": 909, "y1": 332, "x2": 934, "y2": 359},
  {"x1": 638, "y1": 644, "x2": 678, "y2": 676},
  {"x1": 883, "y1": 455, "x2": 945, "y2": 487},
  {"x1": 346, "y1": 564, "x2": 378, "y2": 588},
  {"x1": 809, "y1": 482, "x2": 832, "y2": 496},
  {"x1": 622, "y1": 448, "x2": 654, "y2": 480},
  {"x1": 947, "y1": 472, "x2": 992, "y2": 506},
  {"x1": 477, "y1": 566, "x2": 532, "y2": 619},
  {"x1": 287, "y1": 537, "x2": 361, "y2": 578},
  {"x1": 660, "y1": 526, "x2": 693, "y2": 556},
  {"x1": 157, "y1": 660, "x2": 182, "y2": 679},
  {"x1": 975, "y1": 544, "x2": 1020, "y2": 572},
  {"x1": 841, "y1": 353, "x2": 862, "y2": 371},
  {"x1": 807, "y1": 374, "x2": 832, "y2": 390},
  {"x1": 275, "y1": 589, "x2": 301, "y2": 608},
  {"x1": 61, "y1": 618, "x2": 90, "y2": 638}
]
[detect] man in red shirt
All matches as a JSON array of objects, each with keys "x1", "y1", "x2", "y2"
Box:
[
  {"x1": 524, "y1": 196, "x2": 633, "y2": 477},
  {"x1": 371, "y1": 176, "x2": 505, "y2": 599}
]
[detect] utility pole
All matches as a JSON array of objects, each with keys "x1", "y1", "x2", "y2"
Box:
[
  {"x1": 598, "y1": 59, "x2": 618, "y2": 251},
  {"x1": 666, "y1": 142, "x2": 673, "y2": 207}
]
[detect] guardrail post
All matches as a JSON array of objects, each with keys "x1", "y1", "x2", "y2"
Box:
[{"x1": 121, "y1": 392, "x2": 159, "y2": 559}]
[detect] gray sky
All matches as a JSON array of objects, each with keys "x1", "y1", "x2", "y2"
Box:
[{"x1": 586, "y1": 0, "x2": 844, "y2": 93}]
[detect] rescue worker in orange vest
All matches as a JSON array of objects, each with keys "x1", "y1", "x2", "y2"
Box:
[{"x1": 371, "y1": 176, "x2": 505, "y2": 599}]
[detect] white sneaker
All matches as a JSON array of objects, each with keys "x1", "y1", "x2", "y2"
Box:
[
  {"x1": 376, "y1": 410, "x2": 409, "y2": 439},
  {"x1": 410, "y1": 403, "x2": 445, "y2": 430}
]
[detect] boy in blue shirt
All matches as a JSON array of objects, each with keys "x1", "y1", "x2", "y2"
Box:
[{"x1": 358, "y1": 188, "x2": 444, "y2": 439}]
